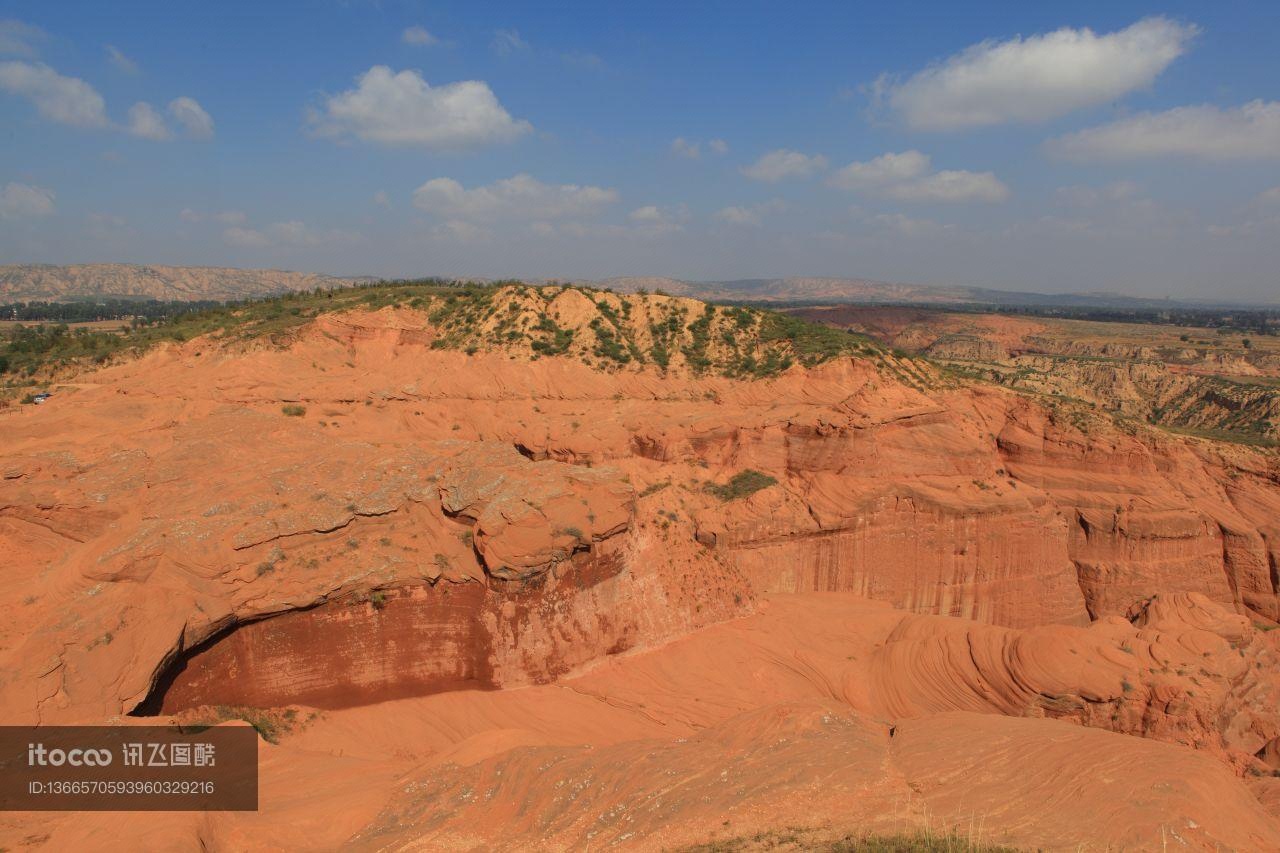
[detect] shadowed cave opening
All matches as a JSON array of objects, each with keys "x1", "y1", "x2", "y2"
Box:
[
  {"x1": 130, "y1": 582, "x2": 496, "y2": 716},
  {"x1": 130, "y1": 615, "x2": 243, "y2": 717}
]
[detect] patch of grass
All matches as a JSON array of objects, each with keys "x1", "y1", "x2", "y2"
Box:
[
  {"x1": 1157, "y1": 423, "x2": 1277, "y2": 448},
  {"x1": 757, "y1": 311, "x2": 878, "y2": 367},
  {"x1": 281, "y1": 403, "x2": 306, "y2": 417},
  {"x1": 184, "y1": 705, "x2": 301, "y2": 745},
  {"x1": 678, "y1": 828, "x2": 1017, "y2": 852},
  {"x1": 87, "y1": 631, "x2": 114, "y2": 650},
  {"x1": 704, "y1": 469, "x2": 778, "y2": 502},
  {"x1": 640, "y1": 480, "x2": 671, "y2": 497}
]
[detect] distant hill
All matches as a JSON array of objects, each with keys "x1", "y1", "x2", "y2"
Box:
[
  {"x1": 597, "y1": 277, "x2": 975, "y2": 305},
  {"x1": 2, "y1": 265, "x2": 1270, "y2": 311},
  {"x1": 596, "y1": 276, "x2": 1271, "y2": 310},
  {"x1": 0, "y1": 264, "x2": 364, "y2": 302}
]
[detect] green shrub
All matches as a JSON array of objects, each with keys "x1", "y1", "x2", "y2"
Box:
[
  {"x1": 704, "y1": 470, "x2": 778, "y2": 501},
  {"x1": 281, "y1": 404, "x2": 306, "y2": 417}
]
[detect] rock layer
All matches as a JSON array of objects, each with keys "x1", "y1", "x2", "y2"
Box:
[{"x1": 7, "y1": 593, "x2": 1280, "y2": 851}]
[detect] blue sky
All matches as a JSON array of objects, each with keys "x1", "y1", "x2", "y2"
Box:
[{"x1": 2, "y1": 1, "x2": 1279, "y2": 300}]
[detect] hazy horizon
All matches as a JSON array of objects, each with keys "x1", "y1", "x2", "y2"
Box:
[{"x1": 3, "y1": 1, "x2": 1279, "y2": 301}]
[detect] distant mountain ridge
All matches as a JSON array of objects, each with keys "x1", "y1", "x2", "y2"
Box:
[
  {"x1": 0, "y1": 264, "x2": 364, "y2": 302},
  {"x1": 1, "y1": 264, "x2": 1272, "y2": 310},
  {"x1": 595, "y1": 277, "x2": 1276, "y2": 310}
]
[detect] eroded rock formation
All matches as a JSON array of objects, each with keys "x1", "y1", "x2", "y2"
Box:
[{"x1": 3, "y1": 289, "x2": 1280, "y2": 849}]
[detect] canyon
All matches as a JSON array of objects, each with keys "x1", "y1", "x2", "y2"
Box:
[
  {"x1": 3, "y1": 283, "x2": 1280, "y2": 850},
  {"x1": 792, "y1": 305, "x2": 1280, "y2": 444}
]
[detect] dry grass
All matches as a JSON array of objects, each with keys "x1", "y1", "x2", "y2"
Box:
[{"x1": 676, "y1": 827, "x2": 1019, "y2": 852}]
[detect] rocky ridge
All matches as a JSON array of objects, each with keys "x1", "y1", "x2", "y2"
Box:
[{"x1": 794, "y1": 304, "x2": 1280, "y2": 443}]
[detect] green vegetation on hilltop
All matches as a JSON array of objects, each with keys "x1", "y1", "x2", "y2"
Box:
[
  {"x1": 376, "y1": 279, "x2": 890, "y2": 376},
  {"x1": 384, "y1": 281, "x2": 887, "y2": 379},
  {"x1": 0, "y1": 279, "x2": 467, "y2": 388},
  {"x1": 1, "y1": 297, "x2": 228, "y2": 323},
  {"x1": 0, "y1": 279, "x2": 892, "y2": 397}
]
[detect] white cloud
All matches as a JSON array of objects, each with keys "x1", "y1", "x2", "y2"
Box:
[
  {"x1": 1203, "y1": 219, "x2": 1274, "y2": 239},
  {"x1": 434, "y1": 219, "x2": 490, "y2": 242},
  {"x1": 105, "y1": 45, "x2": 139, "y2": 74},
  {"x1": 87, "y1": 212, "x2": 131, "y2": 239},
  {"x1": 628, "y1": 205, "x2": 664, "y2": 224},
  {"x1": 1055, "y1": 180, "x2": 1139, "y2": 207},
  {"x1": 869, "y1": 212, "x2": 947, "y2": 236},
  {"x1": 525, "y1": 206, "x2": 687, "y2": 240},
  {"x1": 310, "y1": 65, "x2": 530, "y2": 150},
  {"x1": 223, "y1": 226, "x2": 270, "y2": 248},
  {"x1": 491, "y1": 29, "x2": 529, "y2": 55},
  {"x1": 182, "y1": 208, "x2": 245, "y2": 224},
  {"x1": 713, "y1": 207, "x2": 758, "y2": 226},
  {"x1": 882, "y1": 170, "x2": 1009, "y2": 203},
  {"x1": 265, "y1": 221, "x2": 319, "y2": 246},
  {"x1": 1047, "y1": 100, "x2": 1280, "y2": 161},
  {"x1": 828, "y1": 150, "x2": 930, "y2": 190},
  {"x1": 626, "y1": 204, "x2": 686, "y2": 235},
  {"x1": 741, "y1": 149, "x2": 828, "y2": 182},
  {"x1": 412, "y1": 174, "x2": 617, "y2": 221},
  {"x1": 0, "y1": 60, "x2": 108, "y2": 128},
  {"x1": 126, "y1": 101, "x2": 171, "y2": 140},
  {"x1": 881, "y1": 17, "x2": 1197, "y2": 130},
  {"x1": 0, "y1": 19, "x2": 44, "y2": 57},
  {"x1": 713, "y1": 200, "x2": 787, "y2": 227},
  {"x1": 671, "y1": 137, "x2": 700, "y2": 159},
  {"x1": 224, "y1": 220, "x2": 361, "y2": 248},
  {"x1": 1207, "y1": 216, "x2": 1280, "y2": 238},
  {"x1": 672, "y1": 137, "x2": 728, "y2": 159},
  {"x1": 402, "y1": 26, "x2": 438, "y2": 47},
  {"x1": 168, "y1": 96, "x2": 214, "y2": 139},
  {"x1": 1206, "y1": 186, "x2": 1280, "y2": 237},
  {"x1": 373, "y1": 190, "x2": 390, "y2": 207},
  {"x1": 556, "y1": 222, "x2": 629, "y2": 238},
  {"x1": 829, "y1": 150, "x2": 1008, "y2": 203},
  {"x1": 0, "y1": 181, "x2": 54, "y2": 219}
]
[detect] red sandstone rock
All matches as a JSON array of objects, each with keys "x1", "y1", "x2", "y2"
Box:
[{"x1": 3, "y1": 297, "x2": 1280, "y2": 849}]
